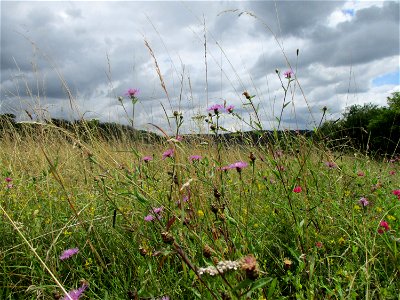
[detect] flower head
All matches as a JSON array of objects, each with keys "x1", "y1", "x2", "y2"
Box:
[
  {"x1": 324, "y1": 161, "x2": 337, "y2": 169},
  {"x1": 315, "y1": 241, "x2": 323, "y2": 248},
  {"x1": 61, "y1": 283, "x2": 88, "y2": 300},
  {"x1": 226, "y1": 105, "x2": 234, "y2": 113},
  {"x1": 5, "y1": 177, "x2": 12, "y2": 183},
  {"x1": 392, "y1": 189, "x2": 400, "y2": 196},
  {"x1": 283, "y1": 69, "x2": 294, "y2": 79},
  {"x1": 230, "y1": 161, "x2": 248, "y2": 171},
  {"x1": 162, "y1": 149, "x2": 174, "y2": 160},
  {"x1": 151, "y1": 207, "x2": 163, "y2": 215},
  {"x1": 207, "y1": 104, "x2": 225, "y2": 114},
  {"x1": 358, "y1": 197, "x2": 369, "y2": 207},
  {"x1": 189, "y1": 155, "x2": 202, "y2": 162},
  {"x1": 293, "y1": 186, "x2": 302, "y2": 193},
  {"x1": 59, "y1": 248, "x2": 79, "y2": 260},
  {"x1": 357, "y1": 171, "x2": 365, "y2": 177},
  {"x1": 142, "y1": 156, "x2": 152, "y2": 162},
  {"x1": 378, "y1": 220, "x2": 390, "y2": 234},
  {"x1": 125, "y1": 88, "x2": 139, "y2": 98},
  {"x1": 389, "y1": 170, "x2": 396, "y2": 175},
  {"x1": 144, "y1": 214, "x2": 155, "y2": 222}
]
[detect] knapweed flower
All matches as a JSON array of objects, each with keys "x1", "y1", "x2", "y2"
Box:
[
  {"x1": 389, "y1": 170, "x2": 396, "y2": 175},
  {"x1": 61, "y1": 283, "x2": 88, "y2": 300},
  {"x1": 324, "y1": 161, "x2": 337, "y2": 169},
  {"x1": 142, "y1": 156, "x2": 152, "y2": 162},
  {"x1": 378, "y1": 220, "x2": 390, "y2": 234},
  {"x1": 358, "y1": 197, "x2": 369, "y2": 207},
  {"x1": 125, "y1": 88, "x2": 139, "y2": 98},
  {"x1": 357, "y1": 171, "x2": 365, "y2": 177},
  {"x1": 226, "y1": 105, "x2": 234, "y2": 113},
  {"x1": 207, "y1": 104, "x2": 225, "y2": 114},
  {"x1": 162, "y1": 148, "x2": 174, "y2": 160},
  {"x1": 144, "y1": 214, "x2": 155, "y2": 222},
  {"x1": 230, "y1": 161, "x2": 248, "y2": 171},
  {"x1": 189, "y1": 155, "x2": 202, "y2": 162},
  {"x1": 283, "y1": 69, "x2": 294, "y2": 79},
  {"x1": 239, "y1": 254, "x2": 260, "y2": 279},
  {"x1": 315, "y1": 241, "x2": 323, "y2": 248},
  {"x1": 5, "y1": 177, "x2": 12, "y2": 183},
  {"x1": 392, "y1": 189, "x2": 400, "y2": 196},
  {"x1": 151, "y1": 206, "x2": 163, "y2": 215},
  {"x1": 59, "y1": 248, "x2": 79, "y2": 260},
  {"x1": 293, "y1": 186, "x2": 302, "y2": 193},
  {"x1": 6, "y1": 183, "x2": 13, "y2": 189}
]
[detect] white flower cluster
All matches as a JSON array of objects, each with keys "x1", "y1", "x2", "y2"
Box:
[{"x1": 198, "y1": 260, "x2": 240, "y2": 276}]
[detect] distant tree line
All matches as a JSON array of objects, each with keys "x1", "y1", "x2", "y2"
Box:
[{"x1": 319, "y1": 91, "x2": 400, "y2": 155}]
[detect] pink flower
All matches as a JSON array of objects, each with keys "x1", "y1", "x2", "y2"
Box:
[
  {"x1": 61, "y1": 283, "x2": 88, "y2": 300},
  {"x1": 389, "y1": 170, "x2": 396, "y2": 175},
  {"x1": 207, "y1": 104, "x2": 225, "y2": 114},
  {"x1": 283, "y1": 69, "x2": 294, "y2": 79},
  {"x1": 162, "y1": 149, "x2": 174, "y2": 160},
  {"x1": 143, "y1": 156, "x2": 152, "y2": 162},
  {"x1": 151, "y1": 207, "x2": 163, "y2": 214},
  {"x1": 392, "y1": 189, "x2": 400, "y2": 196},
  {"x1": 357, "y1": 171, "x2": 365, "y2": 177},
  {"x1": 6, "y1": 184, "x2": 13, "y2": 189},
  {"x1": 315, "y1": 242, "x2": 323, "y2": 248},
  {"x1": 358, "y1": 197, "x2": 369, "y2": 207},
  {"x1": 226, "y1": 105, "x2": 234, "y2": 113},
  {"x1": 176, "y1": 135, "x2": 183, "y2": 141},
  {"x1": 125, "y1": 88, "x2": 139, "y2": 98},
  {"x1": 293, "y1": 186, "x2": 302, "y2": 193},
  {"x1": 324, "y1": 161, "x2": 337, "y2": 169},
  {"x1": 189, "y1": 155, "x2": 202, "y2": 162},
  {"x1": 59, "y1": 248, "x2": 79, "y2": 260},
  {"x1": 378, "y1": 220, "x2": 390, "y2": 233},
  {"x1": 144, "y1": 214, "x2": 155, "y2": 222},
  {"x1": 5, "y1": 177, "x2": 12, "y2": 183},
  {"x1": 230, "y1": 161, "x2": 248, "y2": 171}
]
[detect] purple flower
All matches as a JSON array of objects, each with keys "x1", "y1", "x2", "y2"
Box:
[
  {"x1": 143, "y1": 156, "x2": 152, "y2": 162},
  {"x1": 151, "y1": 207, "x2": 163, "y2": 214},
  {"x1": 358, "y1": 197, "x2": 369, "y2": 207},
  {"x1": 61, "y1": 283, "x2": 88, "y2": 300},
  {"x1": 59, "y1": 248, "x2": 79, "y2": 260},
  {"x1": 144, "y1": 214, "x2": 155, "y2": 222},
  {"x1": 283, "y1": 69, "x2": 294, "y2": 79},
  {"x1": 230, "y1": 161, "x2": 248, "y2": 170},
  {"x1": 162, "y1": 149, "x2": 174, "y2": 160},
  {"x1": 5, "y1": 177, "x2": 12, "y2": 183},
  {"x1": 207, "y1": 104, "x2": 225, "y2": 114},
  {"x1": 226, "y1": 105, "x2": 234, "y2": 113},
  {"x1": 6, "y1": 184, "x2": 13, "y2": 189},
  {"x1": 324, "y1": 161, "x2": 337, "y2": 169},
  {"x1": 189, "y1": 155, "x2": 202, "y2": 162},
  {"x1": 125, "y1": 88, "x2": 139, "y2": 98}
]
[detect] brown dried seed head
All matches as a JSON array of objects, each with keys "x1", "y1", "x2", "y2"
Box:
[{"x1": 161, "y1": 231, "x2": 174, "y2": 244}]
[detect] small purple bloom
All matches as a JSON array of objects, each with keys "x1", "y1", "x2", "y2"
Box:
[
  {"x1": 324, "y1": 161, "x2": 337, "y2": 169},
  {"x1": 358, "y1": 197, "x2": 369, "y2": 207},
  {"x1": 176, "y1": 135, "x2": 183, "y2": 141},
  {"x1": 162, "y1": 149, "x2": 174, "y2": 160},
  {"x1": 151, "y1": 207, "x2": 163, "y2": 214},
  {"x1": 143, "y1": 156, "x2": 152, "y2": 162},
  {"x1": 6, "y1": 184, "x2": 13, "y2": 189},
  {"x1": 59, "y1": 248, "x2": 79, "y2": 260},
  {"x1": 283, "y1": 69, "x2": 294, "y2": 79},
  {"x1": 207, "y1": 104, "x2": 225, "y2": 114},
  {"x1": 125, "y1": 88, "x2": 139, "y2": 98},
  {"x1": 5, "y1": 177, "x2": 12, "y2": 183},
  {"x1": 189, "y1": 155, "x2": 202, "y2": 162},
  {"x1": 61, "y1": 283, "x2": 88, "y2": 300},
  {"x1": 144, "y1": 214, "x2": 155, "y2": 222},
  {"x1": 230, "y1": 161, "x2": 248, "y2": 170},
  {"x1": 226, "y1": 105, "x2": 234, "y2": 113}
]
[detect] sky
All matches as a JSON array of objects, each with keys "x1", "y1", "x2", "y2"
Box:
[{"x1": 1, "y1": 0, "x2": 399, "y2": 134}]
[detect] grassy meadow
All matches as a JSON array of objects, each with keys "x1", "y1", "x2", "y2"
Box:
[{"x1": 0, "y1": 120, "x2": 399, "y2": 299}]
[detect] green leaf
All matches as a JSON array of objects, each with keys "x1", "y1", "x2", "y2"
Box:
[
  {"x1": 267, "y1": 278, "x2": 277, "y2": 298},
  {"x1": 134, "y1": 190, "x2": 148, "y2": 205}
]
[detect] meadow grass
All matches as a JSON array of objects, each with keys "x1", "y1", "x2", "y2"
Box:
[{"x1": 0, "y1": 123, "x2": 399, "y2": 300}]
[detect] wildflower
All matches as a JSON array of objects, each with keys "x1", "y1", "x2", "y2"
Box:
[
  {"x1": 293, "y1": 186, "x2": 302, "y2": 193},
  {"x1": 197, "y1": 210, "x2": 204, "y2": 217},
  {"x1": 226, "y1": 105, "x2": 234, "y2": 113},
  {"x1": 283, "y1": 69, "x2": 294, "y2": 79},
  {"x1": 198, "y1": 260, "x2": 240, "y2": 276},
  {"x1": 125, "y1": 88, "x2": 139, "y2": 98},
  {"x1": 324, "y1": 161, "x2": 337, "y2": 169},
  {"x1": 162, "y1": 149, "x2": 174, "y2": 160},
  {"x1": 357, "y1": 171, "x2": 365, "y2": 177},
  {"x1": 243, "y1": 91, "x2": 251, "y2": 100},
  {"x1": 6, "y1": 184, "x2": 13, "y2": 189},
  {"x1": 392, "y1": 189, "x2": 400, "y2": 196},
  {"x1": 240, "y1": 254, "x2": 260, "y2": 279},
  {"x1": 176, "y1": 135, "x2": 183, "y2": 141},
  {"x1": 315, "y1": 242, "x2": 323, "y2": 248},
  {"x1": 378, "y1": 220, "x2": 390, "y2": 234},
  {"x1": 61, "y1": 283, "x2": 88, "y2": 300},
  {"x1": 389, "y1": 170, "x2": 396, "y2": 175},
  {"x1": 142, "y1": 156, "x2": 152, "y2": 162},
  {"x1": 219, "y1": 165, "x2": 231, "y2": 171},
  {"x1": 189, "y1": 155, "x2": 202, "y2": 162},
  {"x1": 207, "y1": 104, "x2": 225, "y2": 114},
  {"x1": 277, "y1": 165, "x2": 285, "y2": 171},
  {"x1": 144, "y1": 214, "x2": 155, "y2": 222},
  {"x1": 59, "y1": 248, "x2": 79, "y2": 260},
  {"x1": 151, "y1": 207, "x2": 163, "y2": 215},
  {"x1": 230, "y1": 161, "x2": 248, "y2": 172},
  {"x1": 5, "y1": 177, "x2": 12, "y2": 183},
  {"x1": 358, "y1": 197, "x2": 369, "y2": 207}
]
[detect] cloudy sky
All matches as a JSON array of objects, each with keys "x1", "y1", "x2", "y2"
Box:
[{"x1": 1, "y1": 0, "x2": 399, "y2": 134}]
